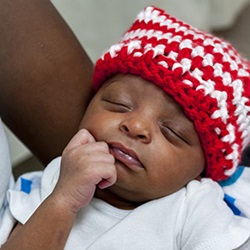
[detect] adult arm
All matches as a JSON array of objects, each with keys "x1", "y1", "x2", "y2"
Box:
[{"x1": 0, "y1": 0, "x2": 94, "y2": 165}]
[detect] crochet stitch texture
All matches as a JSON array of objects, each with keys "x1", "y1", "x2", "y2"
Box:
[{"x1": 93, "y1": 6, "x2": 250, "y2": 181}]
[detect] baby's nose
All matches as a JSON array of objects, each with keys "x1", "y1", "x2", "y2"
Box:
[{"x1": 119, "y1": 116, "x2": 152, "y2": 143}]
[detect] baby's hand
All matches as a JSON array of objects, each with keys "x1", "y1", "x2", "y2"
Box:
[{"x1": 52, "y1": 129, "x2": 116, "y2": 213}]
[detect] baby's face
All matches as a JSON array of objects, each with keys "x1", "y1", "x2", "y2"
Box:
[{"x1": 80, "y1": 74, "x2": 205, "y2": 207}]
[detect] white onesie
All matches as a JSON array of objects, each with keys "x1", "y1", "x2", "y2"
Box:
[{"x1": 2, "y1": 157, "x2": 250, "y2": 249}]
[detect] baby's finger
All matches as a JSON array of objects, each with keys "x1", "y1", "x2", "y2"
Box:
[
  {"x1": 98, "y1": 178, "x2": 116, "y2": 189},
  {"x1": 63, "y1": 129, "x2": 96, "y2": 154},
  {"x1": 97, "y1": 163, "x2": 117, "y2": 189}
]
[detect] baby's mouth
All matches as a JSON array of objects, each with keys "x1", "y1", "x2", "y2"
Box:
[{"x1": 108, "y1": 142, "x2": 144, "y2": 170}]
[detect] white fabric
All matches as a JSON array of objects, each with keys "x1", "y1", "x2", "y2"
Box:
[
  {"x1": 2, "y1": 157, "x2": 250, "y2": 249},
  {"x1": 220, "y1": 166, "x2": 250, "y2": 218},
  {"x1": 0, "y1": 118, "x2": 12, "y2": 210},
  {"x1": 0, "y1": 118, "x2": 15, "y2": 244}
]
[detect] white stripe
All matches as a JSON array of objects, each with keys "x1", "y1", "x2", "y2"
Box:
[
  {"x1": 109, "y1": 43, "x2": 123, "y2": 58},
  {"x1": 213, "y1": 63, "x2": 223, "y2": 77},
  {"x1": 191, "y1": 46, "x2": 205, "y2": 57},
  {"x1": 127, "y1": 40, "x2": 142, "y2": 54},
  {"x1": 203, "y1": 54, "x2": 214, "y2": 66},
  {"x1": 222, "y1": 72, "x2": 232, "y2": 85},
  {"x1": 211, "y1": 91, "x2": 229, "y2": 123},
  {"x1": 221, "y1": 124, "x2": 236, "y2": 143},
  {"x1": 231, "y1": 79, "x2": 250, "y2": 147},
  {"x1": 224, "y1": 143, "x2": 239, "y2": 176},
  {"x1": 196, "y1": 79, "x2": 215, "y2": 95}
]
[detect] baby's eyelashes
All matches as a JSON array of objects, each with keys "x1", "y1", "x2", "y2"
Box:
[
  {"x1": 103, "y1": 98, "x2": 132, "y2": 113},
  {"x1": 160, "y1": 125, "x2": 189, "y2": 145}
]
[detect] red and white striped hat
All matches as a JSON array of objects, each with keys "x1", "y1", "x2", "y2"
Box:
[{"x1": 93, "y1": 6, "x2": 250, "y2": 181}]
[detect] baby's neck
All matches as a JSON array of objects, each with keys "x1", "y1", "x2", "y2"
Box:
[{"x1": 94, "y1": 188, "x2": 143, "y2": 210}]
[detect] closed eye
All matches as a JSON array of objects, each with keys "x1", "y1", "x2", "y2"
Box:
[
  {"x1": 103, "y1": 99, "x2": 132, "y2": 113},
  {"x1": 160, "y1": 126, "x2": 188, "y2": 145}
]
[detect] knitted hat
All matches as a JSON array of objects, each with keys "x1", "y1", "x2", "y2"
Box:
[{"x1": 93, "y1": 6, "x2": 250, "y2": 181}]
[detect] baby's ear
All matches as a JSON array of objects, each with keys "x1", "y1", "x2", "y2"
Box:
[{"x1": 195, "y1": 175, "x2": 202, "y2": 181}]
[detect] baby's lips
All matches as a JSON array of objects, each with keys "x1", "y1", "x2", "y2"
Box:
[{"x1": 109, "y1": 142, "x2": 144, "y2": 170}]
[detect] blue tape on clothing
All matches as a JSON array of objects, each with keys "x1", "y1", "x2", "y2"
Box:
[
  {"x1": 219, "y1": 166, "x2": 245, "y2": 187},
  {"x1": 20, "y1": 177, "x2": 32, "y2": 194},
  {"x1": 224, "y1": 194, "x2": 241, "y2": 216}
]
